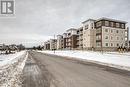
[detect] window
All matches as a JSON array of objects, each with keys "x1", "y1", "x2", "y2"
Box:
[
  {"x1": 96, "y1": 21, "x2": 102, "y2": 27},
  {"x1": 125, "y1": 37, "x2": 127, "y2": 41},
  {"x1": 110, "y1": 22, "x2": 114, "y2": 27},
  {"x1": 125, "y1": 31, "x2": 127, "y2": 36},
  {"x1": 105, "y1": 29, "x2": 108, "y2": 32},
  {"x1": 91, "y1": 23, "x2": 94, "y2": 29},
  {"x1": 121, "y1": 24, "x2": 125, "y2": 29},
  {"x1": 111, "y1": 30, "x2": 113, "y2": 33},
  {"x1": 96, "y1": 42, "x2": 101, "y2": 47},
  {"x1": 77, "y1": 31, "x2": 79, "y2": 34},
  {"x1": 111, "y1": 43, "x2": 113, "y2": 47},
  {"x1": 125, "y1": 43, "x2": 128, "y2": 46},
  {"x1": 116, "y1": 30, "x2": 119, "y2": 33},
  {"x1": 106, "y1": 43, "x2": 108, "y2": 46},
  {"x1": 105, "y1": 36, "x2": 108, "y2": 39},
  {"x1": 117, "y1": 43, "x2": 119, "y2": 47},
  {"x1": 96, "y1": 35, "x2": 101, "y2": 40},
  {"x1": 105, "y1": 21, "x2": 109, "y2": 26},
  {"x1": 96, "y1": 28, "x2": 101, "y2": 34},
  {"x1": 116, "y1": 23, "x2": 120, "y2": 28},
  {"x1": 85, "y1": 25, "x2": 88, "y2": 30}
]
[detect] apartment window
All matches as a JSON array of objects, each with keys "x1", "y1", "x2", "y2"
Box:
[
  {"x1": 96, "y1": 35, "x2": 101, "y2": 40},
  {"x1": 96, "y1": 28, "x2": 101, "y2": 34},
  {"x1": 96, "y1": 21, "x2": 102, "y2": 27},
  {"x1": 85, "y1": 25, "x2": 88, "y2": 30},
  {"x1": 77, "y1": 31, "x2": 79, "y2": 34},
  {"x1": 121, "y1": 24, "x2": 125, "y2": 29},
  {"x1": 105, "y1": 43, "x2": 108, "y2": 47},
  {"x1": 125, "y1": 31, "x2": 127, "y2": 36},
  {"x1": 105, "y1": 36, "x2": 108, "y2": 39},
  {"x1": 105, "y1": 21, "x2": 109, "y2": 26},
  {"x1": 110, "y1": 22, "x2": 114, "y2": 27},
  {"x1": 125, "y1": 43, "x2": 128, "y2": 46},
  {"x1": 111, "y1": 30, "x2": 113, "y2": 33},
  {"x1": 111, "y1": 43, "x2": 113, "y2": 47},
  {"x1": 125, "y1": 37, "x2": 127, "y2": 41},
  {"x1": 91, "y1": 23, "x2": 94, "y2": 29},
  {"x1": 116, "y1": 30, "x2": 119, "y2": 33},
  {"x1": 117, "y1": 43, "x2": 119, "y2": 47},
  {"x1": 121, "y1": 38, "x2": 123, "y2": 40},
  {"x1": 105, "y1": 29, "x2": 108, "y2": 32},
  {"x1": 96, "y1": 42, "x2": 101, "y2": 47},
  {"x1": 116, "y1": 23, "x2": 120, "y2": 28}
]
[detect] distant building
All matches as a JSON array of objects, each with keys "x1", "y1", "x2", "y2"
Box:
[
  {"x1": 57, "y1": 35, "x2": 63, "y2": 50},
  {"x1": 50, "y1": 39, "x2": 57, "y2": 50},
  {"x1": 66, "y1": 28, "x2": 79, "y2": 50},
  {"x1": 44, "y1": 40, "x2": 50, "y2": 50}
]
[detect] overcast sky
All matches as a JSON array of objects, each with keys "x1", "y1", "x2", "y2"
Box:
[{"x1": 0, "y1": 0, "x2": 130, "y2": 47}]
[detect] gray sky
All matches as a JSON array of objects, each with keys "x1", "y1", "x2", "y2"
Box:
[{"x1": 0, "y1": 0, "x2": 130, "y2": 47}]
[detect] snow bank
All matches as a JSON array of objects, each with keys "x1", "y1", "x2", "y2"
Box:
[
  {"x1": 0, "y1": 51, "x2": 26, "y2": 67},
  {"x1": 0, "y1": 51, "x2": 28, "y2": 87},
  {"x1": 39, "y1": 50, "x2": 130, "y2": 71}
]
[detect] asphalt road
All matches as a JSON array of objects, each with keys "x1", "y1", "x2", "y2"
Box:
[{"x1": 22, "y1": 51, "x2": 130, "y2": 87}]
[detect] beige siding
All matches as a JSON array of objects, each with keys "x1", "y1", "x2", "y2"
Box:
[{"x1": 102, "y1": 26, "x2": 126, "y2": 47}]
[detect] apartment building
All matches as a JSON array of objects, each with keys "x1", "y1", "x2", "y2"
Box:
[
  {"x1": 95, "y1": 18, "x2": 129, "y2": 51},
  {"x1": 44, "y1": 17, "x2": 129, "y2": 51},
  {"x1": 66, "y1": 28, "x2": 79, "y2": 50},
  {"x1": 57, "y1": 35, "x2": 63, "y2": 50},
  {"x1": 44, "y1": 40, "x2": 50, "y2": 50},
  {"x1": 82, "y1": 19, "x2": 96, "y2": 50},
  {"x1": 50, "y1": 39, "x2": 57, "y2": 50}
]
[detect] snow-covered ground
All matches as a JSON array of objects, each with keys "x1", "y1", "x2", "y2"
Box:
[
  {"x1": 38, "y1": 50, "x2": 130, "y2": 71},
  {"x1": 0, "y1": 51, "x2": 28, "y2": 87}
]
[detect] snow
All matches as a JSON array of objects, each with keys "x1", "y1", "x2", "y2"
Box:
[
  {"x1": 0, "y1": 51, "x2": 25, "y2": 67},
  {"x1": 0, "y1": 51, "x2": 28, "y2": 87},
  {"x1": 39, "y1": 50, "x2": 130, "y2": 71}
]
